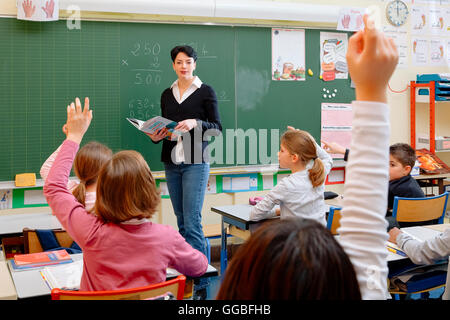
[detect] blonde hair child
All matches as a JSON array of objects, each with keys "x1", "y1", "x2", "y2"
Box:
[
  {"x1": 41, "y1": 137, "x2": 112, "y2": 213},
  {"x1": 250, "y1": 127, "x2": 332, "y2": 225},
  {"x1": 43, "y1": 97, "x2": 207, "y2": 291}
]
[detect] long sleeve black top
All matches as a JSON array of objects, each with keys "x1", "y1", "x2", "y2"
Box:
[{"x1": 154, "y1": 83, "x2": 222, "y2": 164}]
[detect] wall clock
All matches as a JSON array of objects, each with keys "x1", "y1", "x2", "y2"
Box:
[{"x1": 386, "y1": 0, "x2": 409, "y2": 27}]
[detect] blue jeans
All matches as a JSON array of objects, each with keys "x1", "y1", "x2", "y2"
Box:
[{"x1": 164, "y1": 162, "x2": 210, "y2": 290}]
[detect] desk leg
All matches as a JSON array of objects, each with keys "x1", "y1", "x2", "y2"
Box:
[
  {"x1": 438, "y1": 178, "x2": 444, "y2": 194},
  {"x1": 220, "y1": 216, "x2": 228, "y2": 276}
]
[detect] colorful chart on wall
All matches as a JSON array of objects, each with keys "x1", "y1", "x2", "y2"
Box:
[
  {"x1": 271, "y1": 28, "x2": 305, "y2": 81},
  {"x1": 319, "y1": 32, "x2": 348, "y2": 82}
]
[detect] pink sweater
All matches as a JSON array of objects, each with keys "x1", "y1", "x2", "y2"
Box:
[{"x1": 43, "y1": 139, "x2": 208, "y2": 291}]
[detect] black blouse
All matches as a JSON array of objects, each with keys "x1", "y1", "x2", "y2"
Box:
[{"x1": 153, "y1": 83, "x2": 222, "y2": 164}]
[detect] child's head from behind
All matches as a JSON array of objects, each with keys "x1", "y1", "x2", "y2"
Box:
[
  {"x1": 72, "y1": 141, "x2": 112, "y2": 207},
  {"x1": 389, "y1": 143, "x2": 416, "y2": 181},
  {"x1": 280, "y1": 129, "x2": 325, "y2": 187},
  {"x1": 95, "y1": 150, "x2": 160, "y2": 224},
  {"x1": 216, "y1": 218, "x2": 361, "y2": 300}
]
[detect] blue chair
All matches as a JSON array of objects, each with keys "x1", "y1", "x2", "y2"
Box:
[
  {"x1": 392, "y1": 192, "x2": 449, "y2": 225},
  {"x1": 326, "y1": 206, "x2": 342, "y2": 235}
]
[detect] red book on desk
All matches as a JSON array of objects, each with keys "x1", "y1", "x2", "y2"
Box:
[{"x1": 11, "y1": 249, "x2": 72, "y2": 270}]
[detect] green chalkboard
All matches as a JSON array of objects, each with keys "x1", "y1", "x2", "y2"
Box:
[{"x1": 0, "y1": 18, "x2": 354, "y2": 181}]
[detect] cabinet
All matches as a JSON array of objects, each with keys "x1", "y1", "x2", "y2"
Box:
[{"x1": 410, "y1": 80, "x2": 450, "y2": 154}]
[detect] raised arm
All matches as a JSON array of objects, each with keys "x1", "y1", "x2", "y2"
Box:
[
  {"x1": 316, "y1": 142, "x2": 333, "y2": 175},
  {"x1": 40, "y1": 144, "x2": 62, "y2": 181},
  {"x1": 43, "y1": 97, "x2": 97, "y2": 247},
  {"x1": 338, "y1": 15, "x2": 398, "y2": 300}
]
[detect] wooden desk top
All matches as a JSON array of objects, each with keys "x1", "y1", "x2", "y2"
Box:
[
  {"x1": 413, "y1": 173, "x2": 450, "y2": 180},
  {"x1": 0, "y1": 260, "x2": 17, "y2": 300}
]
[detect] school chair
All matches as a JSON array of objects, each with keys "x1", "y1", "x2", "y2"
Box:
[
  {"x1": 326, "y1": 206, "x2": 342, "y2": 235},
  {"x1": 389, "y1": 274, "x2": 447, "y2": 300},
  {"x1": 51, "y1": 275, "x2": 186, "y2": 300},
  {"x1": 392, "y1": 192, "x2": 449, "y2": 225},
  {"x1": 22, "y1": 228, "x2": 79, "y2": 254}
]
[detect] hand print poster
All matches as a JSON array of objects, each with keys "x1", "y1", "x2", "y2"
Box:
[
  {"x1": 17, "y1": 0, "x2": 59, "y2": 21},
  {"x1": 271, "y1": 28, "x2": 306, "y2": 81},
  {"x1": 336, "y1": 7, "x2": 365, "y2": 32}
]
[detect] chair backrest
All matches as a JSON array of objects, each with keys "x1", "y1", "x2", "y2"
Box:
[
  {"x1": 23, "y1": 228, "x2": 74, "y2": 253},
  {"x1": 327, "y1": 206, "x2": 342, "y2": 235},
  {"x1": 392, "y1": 192, "x2": 449, "y2": 224},
  {"x1": 51, "y1": 275, "x2": 186, "y2": 300}
]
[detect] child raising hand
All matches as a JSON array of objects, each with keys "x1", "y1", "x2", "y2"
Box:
[{"x1": 44, "y1": 97, "x2": 208, "y2": 291}]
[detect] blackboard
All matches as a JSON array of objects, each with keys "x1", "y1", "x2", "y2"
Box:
[{"x1": 0, "y1": 18, "x2": 354, "y2": 181}]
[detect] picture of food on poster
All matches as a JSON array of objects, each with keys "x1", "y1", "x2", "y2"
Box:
[
  {"x1": 411, "y1": 5, "x2": 427, "y2": 34},
  {"x1": 319, "y1": 32, "x2": 348, "y2": 82},
  {"x1": 411, "y1": 37, "x2": 428, "y2": 66},
  {"x1": 429, "y1": 38, "x2": 445, "y2": 66},
  {"x1": 271, "y1": 28, "x2": 306, "y2": 81}
]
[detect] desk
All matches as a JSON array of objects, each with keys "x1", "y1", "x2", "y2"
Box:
[
  {"x1": 7, "y1": 254, "x2": 218, "y2": 299},
  {"x1": 414, "y1": 173, "x2": 450, "y2": 195},
  {"x1": 211, "y1": 204, "x2": 278, "y2": 272},
  {"x1": 0, "y1": 260, "x2": 17, "y2": 300},
  {"x1": 0, "y1": 211, "x2": 61, "y2": 237},
  {"x1": 387, "y1": 224, "x2": 450, "y2": 295}
]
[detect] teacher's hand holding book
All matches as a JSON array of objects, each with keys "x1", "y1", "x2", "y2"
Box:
[{"x1": 147, "y1": 128, "x2": 169, "y2": 142}]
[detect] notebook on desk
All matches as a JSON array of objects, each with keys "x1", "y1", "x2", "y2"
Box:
[{"x1": 387, "y1": 226, "x2": 443, "y2": 257}]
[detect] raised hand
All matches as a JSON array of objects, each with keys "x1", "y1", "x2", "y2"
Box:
[
  {"x1": 66, "y1": 97, "x2": 92, "y2": 144},
  {"x1": 346, "y1": 14, "x2": 398, "y2": 103}
]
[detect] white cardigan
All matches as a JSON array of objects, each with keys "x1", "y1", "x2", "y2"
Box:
[{"x1": 338, "y1": 101, "x2": 390, "y2": 299}]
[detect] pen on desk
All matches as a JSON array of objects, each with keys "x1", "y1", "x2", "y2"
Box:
[
  {"x1": 387, "y1": 246, "x2": 407, "y2": 257},
  {"x1": 39, "y1": 271, "x2": 52, "y2": 291}
]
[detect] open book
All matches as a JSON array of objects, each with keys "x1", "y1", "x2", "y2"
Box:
[
  {"x1": 40, "y1": 259, "x2": 83, "y2": 290},
  {"x1": 126, "y1": 116, "x2": 179, "y2": 139}
]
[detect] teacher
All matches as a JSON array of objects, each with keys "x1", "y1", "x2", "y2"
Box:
[{"x1": 147, "y1": 45, "x2": 222, "y2": 299}]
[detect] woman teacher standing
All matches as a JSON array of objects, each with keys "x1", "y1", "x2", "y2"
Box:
[{"x1": 147, "y1": 45, "x2": 222, "y2": 299}]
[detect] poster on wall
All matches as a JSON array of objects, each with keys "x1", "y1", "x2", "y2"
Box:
[
  {"x1": 319, "y1": 32, "x2": 348, "y2": 82},
  {"x1": 411, "y1": 5, "x2": 428, "y2": 34},
  {"x1": 321, "y1": 103, "x2": 353, "y2": 159},
  {"x1": 336, "y1": 7, "x2": 365, "y2": 32},
  {"x1": 412, "y1": 38, "x2": 429, "y2": 65},
  {"x1": 17, "y1": 0, "x2": 59, "y2": 21},
  {"x1": 0, "y1": 189, "x2": 12, "y2": 210},
  {"x1": 271, "y1": 28, "x2": 306, "y2": 81},
  {"x1": 430, "y1": 38, "x2": 446, "y2": 66},
  {"x1": 383, "y1": 26, "x2": 408, "y2": 68}
]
